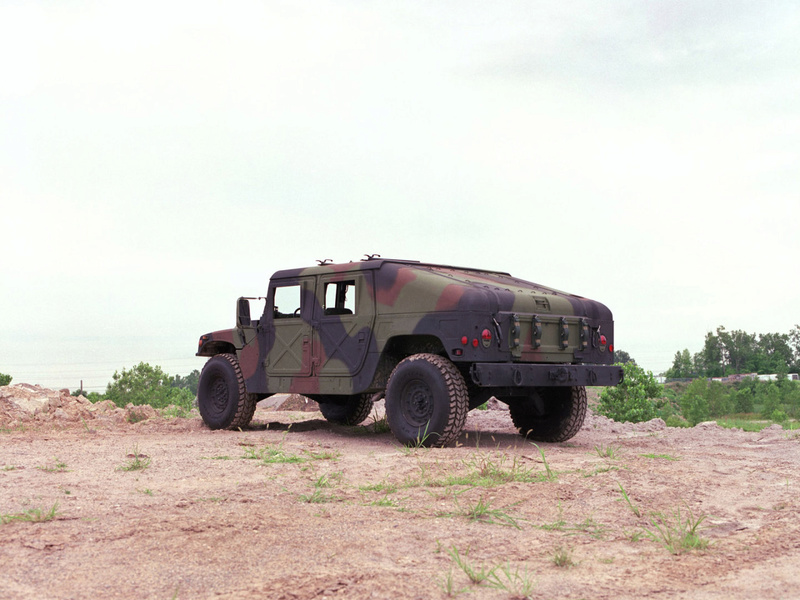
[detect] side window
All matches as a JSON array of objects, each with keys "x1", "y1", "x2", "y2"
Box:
[
  {"x1": 323, "y1": 280, "x2": 356, "y2": 316},
  {"x1": 273, "y1": 285, "x2": 302, "y2": 318}
]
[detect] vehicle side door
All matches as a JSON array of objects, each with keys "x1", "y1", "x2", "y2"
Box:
[
  {"x1": 265, "y1": 279, "x2": 313, "y2": 377},
  {"x1": 312, "y1": 272, "x2": 375, "y2": 380}
]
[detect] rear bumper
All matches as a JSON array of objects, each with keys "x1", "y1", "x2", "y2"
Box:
[{"x1": 470, "y1": 363, "x2": 623, "y2": 388}]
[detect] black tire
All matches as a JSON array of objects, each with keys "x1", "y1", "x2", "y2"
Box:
[
  {"x1": 508, "y1": 386, "x2": 587, "y2": 442},
  {"x1": 385, "y1": 353, "x2": 469, "y2": 447},
  {"x1": 197, "y1": 353, "x2": 257, "y2": 430},
  {"x1": 318, "y1": 394, "x2": 373, "y2": 426}
]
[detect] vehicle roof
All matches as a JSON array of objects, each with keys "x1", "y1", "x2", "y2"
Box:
[{"x1": 271, "y1": 257, "x2": 512, "y2": 280}]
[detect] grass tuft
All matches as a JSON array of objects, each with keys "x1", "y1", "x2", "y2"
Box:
[
  {"x1": 643, "y1": 505, "x2": 709, "y2": 554},
  {"x1": 1, "y1": 503, "x2": 60, "y2": 525},
  {"x1": 118, "y1": 444, "x2": 151, "y2": 471},
  {"x1": 552, "y1": 545, "x2": 577, "y2": 568}
]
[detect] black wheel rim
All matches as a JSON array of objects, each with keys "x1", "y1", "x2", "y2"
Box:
[
  {"x1": 208, "y1": 375, "x2": 229, "y2": 417},
  {"x1": 400, "y1": 378, "x2": 434, "y2": 427}
]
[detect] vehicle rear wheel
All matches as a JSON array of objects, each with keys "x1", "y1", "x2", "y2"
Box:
[
  {"x1": 318, "y1": 393, "x2": 373, "y2": 426},
  {"x1": 197, "y1": 353, "x2": 257, "y2": 430},
  {"x1": 385, "y1": 353, "x2": 468, "y2": 447},
  {"x1": 508, "y1": 386, "x2": 587, "y2": 442}
]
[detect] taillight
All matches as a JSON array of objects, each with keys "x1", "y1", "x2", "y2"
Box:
[{"x1": 481, "y1": 329, "x2": 492, "y2": 348}]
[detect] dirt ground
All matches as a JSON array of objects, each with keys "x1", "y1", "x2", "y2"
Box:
[{"x1": 1, "y1": 386, "x2": 799, "y2": 600}]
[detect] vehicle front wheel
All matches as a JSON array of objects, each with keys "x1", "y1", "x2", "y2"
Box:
[
  {"x1": 385, "y1": 353, "x2": 468, "y2": 447},
  {"x1": 508, "y1": 386, "x2": 587, "y2": 443},
  {"x1": 318, "y1": 393, "x2": 373, "y2": 426},
  {"x1": 197, "y1": 353, "x2": 257, "y2": 430}
]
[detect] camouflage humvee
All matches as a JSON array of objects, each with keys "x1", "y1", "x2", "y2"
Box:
[{"x1": 196, "y1": 257, "x2": 622, "y2": 446}]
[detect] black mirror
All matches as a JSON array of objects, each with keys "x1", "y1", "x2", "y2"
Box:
[{"x1": 236, "y1": 297, "x2": 251, "y2": 328}]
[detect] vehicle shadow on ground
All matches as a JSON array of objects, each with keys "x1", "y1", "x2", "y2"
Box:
[{"x1": 247, "y1": 415, "x2": 535, "y2": 450}]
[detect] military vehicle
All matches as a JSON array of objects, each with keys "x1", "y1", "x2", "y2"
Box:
[{"x1": 196, "y1": 256, "x2": 622, "y2": 446}]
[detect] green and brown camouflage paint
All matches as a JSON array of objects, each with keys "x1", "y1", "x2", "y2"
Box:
[{"x1": 197, "y1": 257, "x2": 622, "y2": 400}]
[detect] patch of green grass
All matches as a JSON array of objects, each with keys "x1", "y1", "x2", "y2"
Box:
[
  {"x1": 617, "y1": 482, "x2": 641, "y2": 517},
  {"x1": 2, "y1": 465, "x2": 19, "y2": 471},
  {"x1": 160, "y1": 405, "x2": 194, "y2": 419},
  {"x1": 202, "y1": 455, "x2": 233, "y2": 460},
  {"x1": 303, "y1": 448, "x2": 340, "y2": 461},
  {"x1": 419, "y1": 451, "x2": 546, "y2": 489},
  {"x1": 444, "y1": 546, "x2": 536, "y2": 596},
  {"x1": 485, "y1": 562, "x2": 536, "y2": 597},
  {"x1": 595, "y1": 444, "x2": 621, "y2": 459},
  {"x1": 299, "y1": 472, "x2": 341, "y2": 504},
  {"x1": 368, "y1": 411, "x2": 392, "y2": 434},
  {"x1": 715, "y1": 418, "x2": 772, "y2": 432},
  {"x1": 299, "y1": 489, "x2": 338, "y2": 504},
  {"x1": 359, "y1": 481, "x2": 398, "y2": 494},
  {"x1": 643, "y1": 505, "x2": 709, "y2": 554},
  {"x1": 441, "y1": 496, "x2": 522, "y2": 529},
  {"x1": 370, "y1": 494, "x2": 398, "y2": 507},
  {"x1": 583, "y1": 464, "x2": 622, "y2": 477},
  {"x1": 531, "y1": 443, "x2": 556, "y2": 481},
  {"x1": 447, "y1": 546, "x2": 497, "y2": 585},
  {"x1": 439, "y1": 567, "x2": 468, "y2": 597},
  {"x1": 640, "y1": 453, "x2": 681, "y2": 461},
  {"x1": 37, "y1": 457, "x2": 68, "y2": 473},
  {"x1": 538, "y1": 503, "x2": 566, "y2": 531},
  {"x1": 552, "y1": 545, "x2": 577, "y2": 568},
  {"x1": 566, "y1": 517, "x2": 607, "y2": 539},
  {"x1": 242, "y1": 441, "x2": 339, "y2": 465},
  {"x1": 117, "y1": 445, "x2": 151, "y2": 471},
  {"x1": 139, "y1": 488, "x2": 154, "y2": 496},
  {"x1": 1, "y1": 503, "x2": 60, "y2": 525},
  {"x1": 243, "y1": 444, "x2": 306, "y2": 464}
]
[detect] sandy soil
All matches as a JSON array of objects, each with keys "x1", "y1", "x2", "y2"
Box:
[{"x1": 1, "y1": 389, "x2": 799, "y2": 600}]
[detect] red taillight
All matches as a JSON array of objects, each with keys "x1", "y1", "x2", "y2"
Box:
[
  {"x1": 609, "y1": 344, "x2": 614, "y2": 352},
  {"x1": 599, "y1": 335, "x2": 607, "y2": 346},
  {"x1": 481, "y1": 328, "x2": 492, "y2": 349},
  {"x1": 461, "y1": 336, "x2": 468, "y2": 345},
  {"x1": 472, "y1": 338, "x2": 479, "y2": 348}
]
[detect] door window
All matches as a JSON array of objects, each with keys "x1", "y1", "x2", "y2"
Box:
[
  {"x1": 323, "y1": 280, "x2": 356, "y2": 316},
  {"x1": 273, "y1": 285, "x2": 302, "y2": 318}
]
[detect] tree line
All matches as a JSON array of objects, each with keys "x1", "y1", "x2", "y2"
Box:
[{"x1": 665, "y1": 325, "x2": 800, "y2": 378}]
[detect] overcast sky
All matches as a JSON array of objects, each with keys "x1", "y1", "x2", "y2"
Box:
[{"x1": 2, "y1": 1, "x2": 798, "y2": 392}]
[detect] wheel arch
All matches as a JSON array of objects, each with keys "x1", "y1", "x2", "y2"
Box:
[
  {"x1": 197, "y1": 340, "x2": 237, "y2": 357},
  {"x1": 367, "y1": 335, "x2": 447, "y2": 391}
]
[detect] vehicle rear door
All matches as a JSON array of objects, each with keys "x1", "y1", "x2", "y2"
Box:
[{"x1": 312, "y1": 272, "x2": 374, "y2": 378}]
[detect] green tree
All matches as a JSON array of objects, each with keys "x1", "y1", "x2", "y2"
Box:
[
  {"x1": 706, "y1": 380, "x2": 732, "y2": 417},
  {"x1": 596, "y1": 362, "x2": 663, "y2": 423},
  {"x1": 666, "y1": 349, "x2": 693, "y2": 379},
  {"x1": 789, "y1": 325, "x2": 800, "y2": 373},
  {"x1": 679, "y1": 378, "x2": 715, "y2": 425},
  {"x1": 757, "y1": 334, "x2": 795, "y2": 374},
  {"x1": 681, "y1": 392, "x2": 710, "y2": 426},
  {"x1": 760, "y1": 383, "x2": 781, "y2": 420},
  {"x1": 733, "y1": 387, "x2": 754, "y2": 413},
  {"x1": 170, "y1": 370, "x2": 200, "y2": 396},
  {"x1": 105, "y1": 362, "x2": 194, "y2": 409},
  {"x1": 0, "y1": 372, "x2": 12, "y2": 386},
  {"x1": 613, "y1": 350, "x2": 636, "y2": 365},
  {"x1": 694, "y1": 330, "x2": 724, "y2": 377}
]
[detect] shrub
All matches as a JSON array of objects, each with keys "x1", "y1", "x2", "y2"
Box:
[
  {"x1": 596, "y1": 362, "x2": 663, "y2": 423},
  {"x1": 105, "y1": 363, "x2": 195, "y2": 410},
  {"x1": 0, "y1": 373, "x2": 12, "y2": 386},
  {"x1": 680, "y1": 393, "x2": 710, "y2": 426},
  {"x1": 770, "y1": 409, "x2": 788, "y2": 423}
]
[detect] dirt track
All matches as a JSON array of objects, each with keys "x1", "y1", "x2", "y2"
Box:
[{"x1": 2, "y1": 395, "x2": 799, "y2": 600}]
